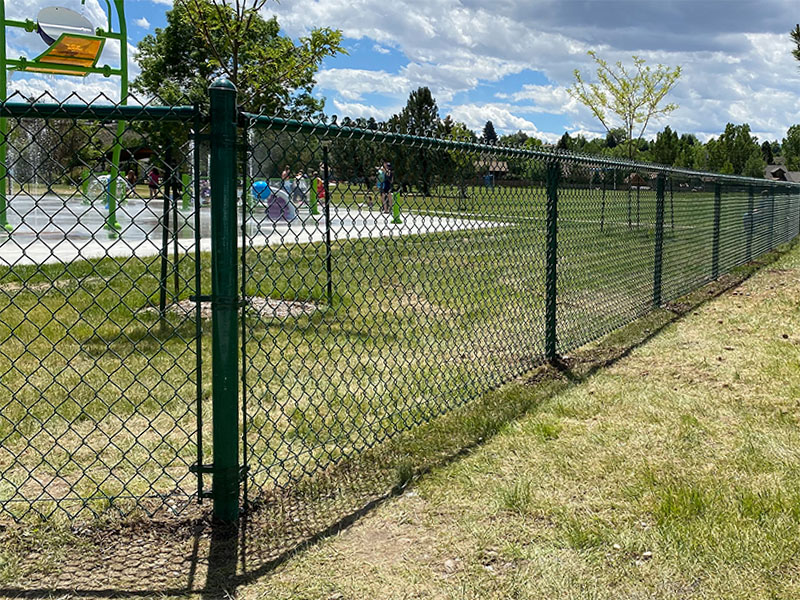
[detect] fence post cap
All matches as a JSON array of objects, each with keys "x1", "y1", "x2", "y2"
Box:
[{"x1": 209, "y1": 78, "x2": 237, "y2": 92}]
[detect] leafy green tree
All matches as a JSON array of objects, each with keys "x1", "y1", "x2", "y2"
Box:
[
  {"x1": 651, "y1": 126, "x2": 680, "y2": 166},
  {"x1": 134, "y1": 0, "x2": 343, "y2": 114},
  {"x1": 781, "y1": 124, "x2": 800, "y2": 170},
  {"x1": 791, "y1": 25, "x2": 800, "y2": 64},
  {"x1": 569, "y1": 51, "x2": 681, "y2": 159},
  {"x1": 716, "y1": 123, "x2": 760, "y2": 175},
  {"x1": 499, "y1": 130, "x2": 528, "y2": 146},
  {"x1": 742, "y1": 151, "x2": 766, "y2": 178},
  {"x1": 482, "y1": 121, "x2": 498, "y2": 143}
]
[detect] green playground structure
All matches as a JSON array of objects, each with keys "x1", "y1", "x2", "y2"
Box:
[{"x1": 0, "y1": 0, "x2": 129, "y2": 233}]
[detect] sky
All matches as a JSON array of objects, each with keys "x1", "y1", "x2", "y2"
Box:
[{"x1": 7, "y1": 0, "x2": 800, "y2": 144}]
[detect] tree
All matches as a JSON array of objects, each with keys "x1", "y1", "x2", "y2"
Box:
[
  {"x1": 651, "y1": 126, "x2": 680, "y2": 166},
  {"x1": 781, "y1": 125, "x2": 800, "y2": 170},
  {"x1": 134, "y1": 0, "x2": 344, "y2": 114},
  {"x1": 761, "y1": 140, "x2": 774, "y2": 165},
  {"x1": 742, "y1": 151, "x2": 766, "y2": 179},
  {"x1": 390, "y1": 87, "x2": 442, "y2": 195},
  {"x1": 556, "y1": 132, "x2": 571, "y2": 151},
  {"x1": 791, "y1": 25, "x2": 800, "y2": 64},
  {"x1": 500, "y1": 130, "x2": 528, "y2": 146},
  {"x1": 568, "y1": 51, "x2": 681, "y2": 159},
  {"x1": 716, "y1": 123, "x2": 760, "y2": 175},
  {"x1": 482, "y1": 121, "x2": 498, "y2": 143},
  {"x1": 447, "y1": 122, "x2": 479, "y2": 206}
]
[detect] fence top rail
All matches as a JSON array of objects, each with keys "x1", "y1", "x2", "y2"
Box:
[
  {"x1": 0, "y1": 100, "x2": 199, "y2": 123},
  {"x1": 245, "y1": 112, "x2": 800, "y2": 189}
]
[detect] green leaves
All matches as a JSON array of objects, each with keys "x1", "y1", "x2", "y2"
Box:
[
  {"x1": 569, "y1": 51, "x2": 682, "y2": 160},
  {"x1": 133, "y1": 0, "x2": 345, "y2": 116}
]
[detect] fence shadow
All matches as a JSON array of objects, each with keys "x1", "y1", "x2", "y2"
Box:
[{"x1": 0, "y1": 240, "x2": 794, "y2": 599}]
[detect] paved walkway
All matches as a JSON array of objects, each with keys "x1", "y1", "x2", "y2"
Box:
[{"x1": 0, "y1": 193, "x2": 498, "y2": 267}]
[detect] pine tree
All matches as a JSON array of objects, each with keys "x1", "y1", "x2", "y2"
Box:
[{"x1": 482, "y1": 121, "x2": 498, "y2": 143}]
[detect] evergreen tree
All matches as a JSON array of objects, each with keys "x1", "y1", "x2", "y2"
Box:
[
  {"x1": 651, "y1": 126, "x2": 680, "y2": 166},
  {"x1": 391, "y1": 87, "x2": 442, "y2": 195},
  {"x1": 482, "y1": 121, "x2": 498, "y2": 143},
  {"x1": 761, "y1": 140, "x2": 774, "y2": 165},
  {"x1": 556, "y1": 132, "x2": 571, "y2": 151}
]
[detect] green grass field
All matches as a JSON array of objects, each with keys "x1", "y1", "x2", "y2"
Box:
[{"x1": 0, "y1": 183, "x2": 798, "y2": 521}]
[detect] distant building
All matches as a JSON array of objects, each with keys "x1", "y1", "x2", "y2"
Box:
[
  {"x1": 473, "y1": 158, "x2": 509, "y2": 178},
  {"x1": 764, "y1": 166, "x2": 800, "y2": 182}
]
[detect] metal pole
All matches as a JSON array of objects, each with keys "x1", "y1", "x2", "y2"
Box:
[
  {"x1": 0, "y1": 0, "x2": 11, "y2": 232},
  {"x1": 712, "y1": 181, "x2": 722, "y2": 279},
  {"x1": 192, "y1": 110, "x2": 204, "y2": 504},
  {"x1": 600, "y1": 172, "x2": 606, "y2": 233},
  {"x1": 209, "y1": 78, "x2": 240, "y2": 522},
  {"x1": 545, "y1": 160, "x2": 559, "y2": 363},
  {"x1": 323, "y1": 145, "x2": 333, "y2": 307},
  {"x1": 653, "y1": 173, "x2": 665, "y2": 306},
  {"x1": 769, "y1": 186, "x2": 775, "y2": 249},
  {"x1": 106, "y1": 0, "x2": 128, "y2": 234},
  {"x1": 746, "y1": 185, "x2": 754, "y2": 262}
]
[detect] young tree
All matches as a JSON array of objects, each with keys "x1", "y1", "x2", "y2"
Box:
[
  {"x1": 568, "y1": 51, "x2": 681, "y2": 159},
  {"x1": 482, "y1": 120, "x2": 498, "y2": 143}
]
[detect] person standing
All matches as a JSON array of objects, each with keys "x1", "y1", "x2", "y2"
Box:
[
  {"x1": 148, "y1": 167, "x2": 160, "y2": 200},
  {"x1": 125, "y1": 168, "x2": 137, "y2": 198},
  {"x1": 381, "y1": 161, "x2": 393, "y2": 213},
  {"x1": 280, "y1": 165, "x2": 291, "y2": 196}
]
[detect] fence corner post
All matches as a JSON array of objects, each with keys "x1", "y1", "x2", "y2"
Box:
[
  {"x1": 209, "y1": 77, "x2": 240, "y2": 523},
  {"x1": 712, "y1": 181, "x2": 722, "y2": 279},
  {"x1": 653, "y1": 173, "x2": 666, "y2": 306},
  {"x1": 545, "y1": 159, "x2": 560, "y2": 363}
]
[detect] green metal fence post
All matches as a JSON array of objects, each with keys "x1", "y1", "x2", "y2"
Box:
[
  {"x1": 182, "y1": 173, "x2": 191, "y2": 211},
  {"x1": 653, "y1": 173, "x2": 665, "y2": 306},
  {"x1": 323, "y1": 145, "x2": 333, "y2": 306},
  {"x1": 209, "y1": 78, "x2": 240, "y2": 522},
  {"x1": 600, "y1": 172, "x2": 606, "y2": 233},
  {"x1": 545, "y1": 159, "x2": 560, "y2": 363},
  {"x1": 746, "y1": 184, "x2": 754, "y2": 261},
  {"x1": 712, "y1": 181, "x2": 722, "y2": 279},
  {"x1": 769, "y1": 185, "x2": 775, "y2": 249}
]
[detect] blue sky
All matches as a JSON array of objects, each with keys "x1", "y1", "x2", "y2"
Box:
[{"x1": 9, "y1": 0, "x2": 800, "y2": 144}]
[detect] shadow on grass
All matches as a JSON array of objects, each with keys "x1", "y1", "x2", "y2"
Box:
[{"x1": 0, "y1": 239, "x2": 795, "y2": 599}]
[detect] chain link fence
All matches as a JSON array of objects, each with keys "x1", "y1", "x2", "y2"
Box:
[{"x1": 1, "y1": 84, "x2": 799, "y2": 522}]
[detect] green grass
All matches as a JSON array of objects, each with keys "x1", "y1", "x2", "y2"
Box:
[
  {"x1": 0, "y1": 183, "x2": 798, "y2": 522},
  {"x1": 248, "y1": 237, "x2": 800, "y2": 600}
]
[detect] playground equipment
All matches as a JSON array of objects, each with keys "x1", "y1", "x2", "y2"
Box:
[
  {"x1": 251, "y1": 180, "x2": 296, "y2": 222},
  {"x1": 1, "y1": 0, "x2": 129, "y2": 233}
]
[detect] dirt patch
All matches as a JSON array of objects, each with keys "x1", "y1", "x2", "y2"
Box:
[
  {"x1": 141, "y1": 296, "x2": 319, "y2": 321},
  {"x1": 0, "y1": 277, "x2": 102, "y2": 294}
]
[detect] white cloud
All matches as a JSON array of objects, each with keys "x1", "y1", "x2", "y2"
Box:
[
  {"x1": 135, "y1": 17, "x2": 151, "y2": 29},
  {"x1": 446, "y1": 103, "x2": 562, "y2": 144},
  {"x1": 372, "y1": 44, "x2": 390, "y2": 55},
  {"x1": 265, "y1": 0, "x2": 800, "y2": 141}
]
